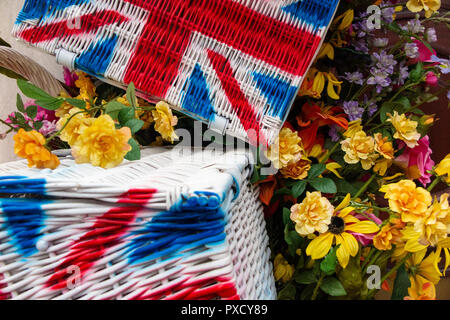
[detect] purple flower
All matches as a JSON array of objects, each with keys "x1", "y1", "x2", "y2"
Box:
[
  {"x1": 405, "y1": 42, "x2": 419, "y2": 59},
  {"x1": 372, "y1": 51, "x2": 397, "y2": 74},
  {"x1": 367, "y1": 67, "x2": 391, "y2": 93},
  {"x1": 329, "y1": 125, "x2": 340, "y2": 142},
  {"x1": 39, "y1": 120, "x2": 58, "y2": 136},
  {"x1": 401, "y1": 19, "x2": 425, "y2": 34},
  {"x1": 425, "y1": 28, "x2": 437, "y2": 43},
  {"x1": 431, "y1": 55, "x2": 450, "y2": 74},
  {"x1": 381, "y1": 7, "x2": 395, "y2": 24},
  {"x1": 364, "y1": 95, "x2": 378, "y2": 116},
  {"x1": 343, "y1": 101, "x2": 364, "y2": 121},
  {"x1": 396, "y1": 63, "x2": 410, "y2": 86},
  {"x1": 343, "y1": 71, "x2": 364, "y2": 85}
]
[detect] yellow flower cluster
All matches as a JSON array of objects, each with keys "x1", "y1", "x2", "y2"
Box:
[
  {"x1": 274, "y1": 254, "x2": 295, "y2": 283},
  {"x1": 56, "y1": 72, "x2": 96, "y2": 118},
  {"x1": 406, "y1": 0, "x2": 441, "y2": 18},
  {"x1": 292, "y1": 193, "x2": 379, "y2": 268},
  {"x1": 151, "y1": 101, "x2": 178, "y2": 143},
  {"x1": 266, "y1": 128, "x2": 303, "y2": 169},
  {"x1": 298, "y1": 69, "x2": 342, "y2": 100},
  {"x1": 340, "y1": 128, "x2": 395, "y2": 174},
  {"x1": 388, "y1": 112, "x2": 421, "y2": 148}
]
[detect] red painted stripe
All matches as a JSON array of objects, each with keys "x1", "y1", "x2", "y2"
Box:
[
  {"x1": 45, "y1": 190, "x2": 156, "y2": 290},
  {"x1": 207, "y1": 50, "x2": 266, "y2": 145},
  {"x1": 123, "y1": 0, "x2": 321, "y2": 96},
  {"x1": 19, "y1": 10, "x2": 129, "y2": 44}
]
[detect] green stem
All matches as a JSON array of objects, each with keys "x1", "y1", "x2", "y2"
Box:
[
  {"x1": 388, "y1": 82, "x2": 419, "y2": 104},
  {"x1": 366, "y1": 253, "x2": 412, "y2": 299},
  {"x1": 427, "y1": 176, "x2": 441, "y2": 192},
  {"x1": 353, "y1": 174, "x2": 376, "y2": 200},
  {"x1": 362, "y1": 250, "x2": 383, "y2": 275},
  {"x1": 405, "y1": 87, "x2": 449, "y2": 113},
  {"x1": 311, "y1": 274, "x2": 325, "y2": 300},
  {"x1": 0, "y1": 119, "x2": 18, "y2": 131},
  {"x1": 320, "y1": 141, "x2": 341, "y2": 164},
  {"x1": 45, "y1": 110, "x2": 87, "y2": 144},
  {"x1": 361, "y1": 247, "x2": 375, "y2": 270}
]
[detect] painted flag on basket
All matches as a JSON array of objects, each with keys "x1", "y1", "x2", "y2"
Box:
[{"x1": 13, "y1": 0, "x2": 340, "y2": 145}]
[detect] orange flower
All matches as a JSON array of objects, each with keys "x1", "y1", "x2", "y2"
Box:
[
  {"x1": 280, "y1": 158, "x2": 311, "y2": 180},
  {"x1": 373, "y1": 223, "x2": 403, "y2": 251},
  {"x1": 13, "y1": 129, "x2": 60, "y2": 169}
]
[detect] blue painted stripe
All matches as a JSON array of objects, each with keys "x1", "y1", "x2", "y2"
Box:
[
  {"x1": 282, "y1": 0, "x2": 339, "y2": 29},
  {"x1": 16, "y1": 0, "x2": 91, "y2": 24},
  {"x1": 252, "y1": 72, "x2": 298, "y2": 118},
  {"x1": 181, "y1": 64, "x2": 215, "y2": 121},
  {"x1": 76, "y1": 36, "x2": 118, "y2": 76},
  {"x1": 1, "y1": 199, "x2": 47, "y2": 257}
]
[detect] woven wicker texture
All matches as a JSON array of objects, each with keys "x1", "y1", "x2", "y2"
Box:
[
  {"x1": 0, "y1": 147, "x2": 275, "y2": 300},
  {"x1": 12, "y1": 0, "x2": 339, "y2": 145},
  {"x1": 0, "y1": 46, "x2": 66, "y2": 96}
]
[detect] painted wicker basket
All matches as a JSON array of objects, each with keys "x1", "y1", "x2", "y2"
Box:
[
  {"x1": 12, "y1": 0, "x2": 340, "y2": 145},
  {"x1": 0, "y1": 147, "x2": 275, "y2": 300}
]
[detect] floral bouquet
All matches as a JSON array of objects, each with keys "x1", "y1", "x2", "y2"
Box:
[
  {"x1": 254, "y1": 0, "x2": 450, "y2": 300},
  {"x1": 0, "y1": 0, "x2": 449, "y2": 301}
]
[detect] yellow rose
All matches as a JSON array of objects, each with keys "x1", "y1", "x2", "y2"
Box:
[
  {"x1": 266, "y1": 128, "x2": 303, "y2": 169},
  {"x1": 290, "y1": 191, "x2": 334, "y2": 236},
  {"x1": 341, "y1": 130, "x2": 379, "y2": 170},
  {"x1": 151, "y1": 101, "x2": 178, "y2": 143},
  {"x1": 380, "y1": 180, "x2": 432, "y2": 223},
  {"x1": 373, "y1": 223, "x2": 403, "y2": 251},
  {"x1": 57, "y1": 108, "x2": 94, "y2": 146},
  {"x1": 435, "y1": 154, "x2": 450, "y2": 184},
  {"x1": 75, "y1": 71, "x2": 96, "y2": 101},
  {"x1": 72, "y1": 115, "x2": 132, "y2": 168},
  {"x1": 406, "y1": 0, "x2": 441, "y2": 18},
  {"x1": 280, "y1": 158, "x2": 311, "y2": 180},
  {"x1": 387, "y1": 111, "x2": 421, "y2": 148},
  {"x1": 273, "y1": 254, "x2": 295, "y2": 283},
  {"x1": 414, "y1": 194, "x2": 449, "y2": 246}
]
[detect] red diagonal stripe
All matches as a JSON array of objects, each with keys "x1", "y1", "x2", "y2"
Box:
[
  {"x1": 45, "y1": 190, "x2": 156, "y2": 290},
  {"x1": 19, "y1": 10, "x2": 129, "y2": 44},
  {"x1": 123, "y1": 0, "x2": 321, "y2": 97},
  {"x1": 207, "y1": 50, "x2": 266, "y2": 145}
]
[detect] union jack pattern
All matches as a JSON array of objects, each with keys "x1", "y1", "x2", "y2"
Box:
[
  {"x1": 0, "y1": 148, "x2": 275, "y2": 299},
  {"x1": 13, "y1": 0, "x2": 339, "y2": 145}
]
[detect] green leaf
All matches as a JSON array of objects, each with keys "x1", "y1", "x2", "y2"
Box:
[
  {"x1": 300, "y1": 283, "x2": 316, "y2": 300},
  {"x1": 14, "y1": 112, "x2": 26, "y2": 125},
  {"x1": 25, "y1": 105, "x2": 37, "y2": 120},
  {"x1": 64, "y1": 98, "x2": 86, "y2": 110},
  {"x1": 0, "y1": 37, "x2": 11, "y2": 47},
  {"x1": 126, "y1": 82, "x2": 137, "y2": 109},
  {"x1": 16, "y1": 94, "x2": 25, "y2": 112},
  {"x1": 105, "y1": 101, "x2": 128, "y2": 120},
  {"x1": 277, "y1": 283, "x2": 296, "y2": 300},
  {"x1": 320, "y1": 245, "x2": 339, "y2": 276},
  {"x1": 308, "y1": 163, "x2": 326, "y2": 179},
  {"x1": 409, "y1": 62, "x2": 424, "y2": 82},
  {"x1": 125, "y1": 119, "x2": 144, "y2": 134},
  {"x1": 309, "y1": 178, "x2": 337, "y2": 194},
  {"x1": 380, "y1": 102, "x2": 395, "y2": 122},
  {"x1": 124, "y1": 138, "x2": 141, "y2": 161},
  {"x1": 391, "y1": 264, "x2": 410, "y2": 300},
  {"x1": 320, "y1": 277, "x2": 347, "y2": 296},
  {"x1": 282, "y1": 207, "x2": 291, "y2": 226},
  {"x1": 395, "y1": 96, "x2": 411, "y2": 113},
  {"x1": 284, "y1": 226, "x2": 304, "y2": 248},
  {"x1": 118, "y1": 107, "x2": 135, "y2": 125},
  {"x1": 334, "y1": 179, "x2": 359, "y2": 196},
  {"x1": 294, "y1": 270, "x2": 317, "y2": 285},
  {"x1": 292, "y1": 180, "x2": 307, "y2": 198},
  {"x1": 274, "y1": 188, "x2": 292, "y2": 197},
  {"x1": 17, "y1": 79, "x2": 63, "y2": 110},
  {"x1": 33, "y1": 122, "x2": 43, "y2": 131},
  {"x1": 0, "y1": 66, "x2": 26, "y2": 80}
]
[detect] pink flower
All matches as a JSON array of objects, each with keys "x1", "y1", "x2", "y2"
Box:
[
  {"x1": 425, "y1": 71, "x2": 438, "y2": 86},
  {"x1": 348, "y1": 212, "x2": 383, "y2": 246},
  {"x1": 395, "y1": 135, "x2": 435, "y2": 186},
  {"x1": 63, "y1": 67, "x2": 78, "y2": 87},
  {"x1": 412, "y1": 40, "x2": 436, "y2": 63}
]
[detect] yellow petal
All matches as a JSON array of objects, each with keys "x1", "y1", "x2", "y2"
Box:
[
  {"x1": 345, "y1": 221, "x2": 379, "y2": 234},
  {"x1": 312, "y1": 72, "x2": 325, "y2": 97},
  {"x1": 335, "y1": 193, "x2": 351, "y2": 211},
  {"x1": 306, "y1": 232, "x2": 334, "y2": 260},
  {"x1": 343, "y1": 215, "x2": 360, "y2": 224},
  {"x1": 438, "y1": 238, "x2": 450, "y2": 248},
  {"x1": 444, "y1": 248, "x2": 450, "y2": 275},
  {"x1": 326, "y1": 162, "x2": 343, "y2": 179},
  {"x1": 335, "y1": 233, "x2": 358, "y2": 269},
  {"x1": 405, "y1": 239, "x2": 428, "y2": 253},
  {"x1": 338, "y1": 206, "x2": 355, "y2": 218},
  {"x1": 412, "y1": 248, "x2": 428, "y2": 266}
]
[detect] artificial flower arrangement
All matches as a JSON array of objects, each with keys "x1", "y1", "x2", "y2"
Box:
[
  {"x1": 0, "y1": 0, "x2": 449, "y2": 301},
  {"x1": 0, "y1": 66, "x2": 180, "y2": 170},
  {"x1": 255, "y1": 0, "x2": 450, "y2": 300}
]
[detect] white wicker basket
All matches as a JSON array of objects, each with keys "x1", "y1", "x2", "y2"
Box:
[{"x1": 0, "y1": 147, "x2": 276, "y2": 300}]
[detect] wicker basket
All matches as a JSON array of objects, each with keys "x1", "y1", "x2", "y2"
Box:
[{"x1": 0, "y1": 147, "x2": 276, "y2": 300}]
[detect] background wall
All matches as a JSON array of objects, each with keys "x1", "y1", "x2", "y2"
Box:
[{"x1": 0, "y1": 0, "x2": 63, "y2": 163}]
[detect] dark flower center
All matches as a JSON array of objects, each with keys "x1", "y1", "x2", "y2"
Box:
[{"x1": 328, "y1": 216, "x2": 345, "y2": 235}]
